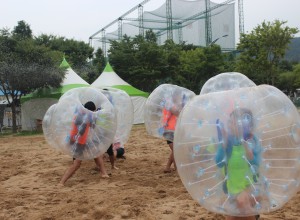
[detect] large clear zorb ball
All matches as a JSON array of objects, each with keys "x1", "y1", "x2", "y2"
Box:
[
  {"x1": 200, "y1": 72, "x2": 256, "y2": 95},
  {"x1": 100, "y1": 88, "x2": 134, "y2": 146},
  {"x1": 174, "y1": 84, "x2": 300, "y2": 217},
  {"x1": 43, "y1": 104, "x2": 59, "y2": 148},
  {"x1": 42, "y1": 87, "x2": 117, "y2": 160},
  {"x1": 144, "y1": 84, "x2": 195, "y2": 142}
]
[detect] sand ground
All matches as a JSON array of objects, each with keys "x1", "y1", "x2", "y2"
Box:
[{"x1": 0, "y1": 125, "x2": 299, "y2": 220}]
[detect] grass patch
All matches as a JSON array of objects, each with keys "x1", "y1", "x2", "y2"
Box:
[
  {"x1": 0, "y1": 129, "x2": 43, "y2": 137},
  {"x1": 15, "y1": 130, "x2": 43, "y2": 136}
]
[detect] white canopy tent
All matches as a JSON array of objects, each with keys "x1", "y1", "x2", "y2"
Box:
[
  {"x1": 21, "y1": 58, "x2": 89, "y2": 130},
  {"x1": 91, "y1": 62, "x2": 149, "y2": 124}
]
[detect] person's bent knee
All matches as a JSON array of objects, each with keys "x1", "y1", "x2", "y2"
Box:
[
  {"x1": 236, "y1": 192, "x2": 251, "y2": 211},
  {"x1": 73, "y1": 160, "x2": 82, "y2": 170}
]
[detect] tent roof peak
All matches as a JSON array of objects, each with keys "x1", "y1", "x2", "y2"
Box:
[
  {"x1": 59, "y1": 57, "x2": 71, "y2": 69},
  {"x1": 104, "y1": 62, "x2": 114, "y2": 72}
]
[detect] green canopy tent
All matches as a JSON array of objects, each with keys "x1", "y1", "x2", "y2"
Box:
[
  {"x1": 21, "y1": 58, "x2": 89, "y2": 130},
  {"x1": 91, "y1": 62, "x2": 148, "y2": 124}
]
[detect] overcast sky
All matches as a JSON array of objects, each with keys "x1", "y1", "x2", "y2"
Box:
[{"x1": 1, "y1": 0, "x2": 300, "y2": 44}]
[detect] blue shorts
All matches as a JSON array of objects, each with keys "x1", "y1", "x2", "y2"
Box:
[{"x1": 163, "y1": 131, "x2": 174, "y2": 143}]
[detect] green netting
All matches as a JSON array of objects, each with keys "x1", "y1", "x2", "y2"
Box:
[
  {"x1": 112, "y1": 85, "x2": 149, "y2": 98},
  {"x1": 96, "y1": 0, "x2": 236, "y2": 49}
]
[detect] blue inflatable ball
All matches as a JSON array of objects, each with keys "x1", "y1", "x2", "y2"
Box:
[
  {"x1": 144, "y1": 84, "x2": 195, "y2": 142},
  {"x1": 174, "y1": 84, "x2": 300, "y2": 217},
  {"x1": 42, "y1": 87, "x2": 117, "y2": 160}
]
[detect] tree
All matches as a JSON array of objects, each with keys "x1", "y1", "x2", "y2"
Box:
[
  {"x1": 236, "y1": 20, "x2": 298, "y2": 86},
  {"x1": 178, "y1": 48, "x2": 205, "y2": 92},
  {"x1": 34, "y1": 34, "x2": 95, "y2": 81},
  {"x1": 201, "y1": 45, "x2": 225, "y2": 80},
  {"x1": 278, "y1": 63, "x2": 300, "y2": 96},
  {"x1": 108, "y1": 32, "x2": 227, "y2": 93},
  {"x1": 130, "y1": 34, "x2": 166, "y2": 92},
  {"x1": 93, "y1": 48, "x2": 106, "y2": 73},
  {"x1": 160, "y1": 39, "x2": 182, "y2": 84},
  {"x1": 84, "y1": 48, "x2": 106, "y2": 84},
  {"x1": 109, "y1": 34, "x2": 166, "y2": 92},
  {"x1": 177, "y1": 45, "x2": 225, "y2": 93},
  {"x1": 108, "y1": 35, "x2": 135, "y2": 81},
  {"x1": 145, "y1": 29, "x2": 157, "y2": 43},
  {"x1": 0, "y1": 27, "x2": 64, "y2": 133},
  {"x1": 12, "y1": 20, "x2": 32, "y2": 40}
]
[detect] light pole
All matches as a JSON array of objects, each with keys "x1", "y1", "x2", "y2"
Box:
[{"x1": 208, "y1": 34, "x2": 228, "y2": 46}]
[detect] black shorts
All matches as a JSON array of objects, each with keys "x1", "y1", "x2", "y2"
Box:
[
  {"x1": 106, "y1": 144, "x2": 113, "y2": 156},
  {"x1": 166, "y1": 140, "x2": 173, "y2": 145},
  {"x1": 116, "y1": 148, "x2": 125, "y2": 158}
]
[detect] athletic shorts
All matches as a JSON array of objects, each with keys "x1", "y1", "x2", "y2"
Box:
[
  {"x1": 116, "y1": 148, "x2": 125, "y2": 158},
  {"x1": 106, "y1": 144, "x2": 113, "y2": 156},
  {"x1": 166, "y1": 140, "x2": 173, "y2": 145},
  {"x1": 163, "y1": 131, "x2": 174, "y2": 144}
]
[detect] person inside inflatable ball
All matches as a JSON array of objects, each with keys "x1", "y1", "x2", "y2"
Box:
[{"x1": 215, "y1": 108, "x2": 262, "y2": 220}]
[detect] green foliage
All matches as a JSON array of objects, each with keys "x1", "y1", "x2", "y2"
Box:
[
  {"x1": 36, "y1": 36, "x2": 94, "y2": 67},
  {"x1": 77, "y1": 48, "x2": 106, "y2": 84},
  {"x1": 0, "y1": 32, "x2": 64, "y2": 95},
  {"x1": 0, "y1": 21, "x2": 65, "y2": 133},
  {"x1": 145, "y1": 29, "x2": 157, "y2": 43},
  {"x1": 34, "y1": 34, "x2": 96, "y2": 81},
  {"x1": 12, "y1": 20, "x2": 32, "y2": 40},
  {"x1": 177, "y1": 45, "x2": 224, "y2": 92},
  {"x1": 236, "y1": 20, "x2": 298, "y2": 86},
  {"x1": 294, "y1": 64, "x2": 300, "y2": 85},
  {"x1": 93, "y1": 48, "x2": 106, "y2": 72},
  {"x1": 278, "y1": 63, "x2": 300, "y2": 93},
  {"x1": 1, "y1": 19, "x2": 103, "y2": 133},
  {"x1": 108, "y1": 33, "x2": 226, "y2": 93},
  {"x1": 109, "y1": 34, "x2": 165, "y2": 92},
  {"x1": 178, "y1": 48, "x2": 205, "y2": 92},
  {"x1": 222, "y1": 51, "x2": 237, "y2": 72},
  {"x1": 285, "y1": 37, "x2": 300, "y2": 62},
  {"x1": 108, "y1": 35, "x2": 135, "y2": 79}
]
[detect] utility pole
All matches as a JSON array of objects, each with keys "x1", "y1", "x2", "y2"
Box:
[
  {"x1": 205, "y1": 0, "x2": 212, "y2": 46},
  {"x1": 138, "y1": 4, "x2": 144, "y2": 36},
  {"x1": 166, "y1": 0, "x2": 173, "y2": 40},
  {"x1": 118, "y1": 18, "x2": 123, "y2": 40},
  {"x1": 102, "y1": 30, "x2": 106, "y2": 57},
  {"x1": 238, "y1": 0, "x2": 245, "y2": 34},
  {"x1": 178, "y1": 22, "x2": 183, "y2": 44}
]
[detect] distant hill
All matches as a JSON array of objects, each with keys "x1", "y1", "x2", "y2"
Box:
[{"x1": 285, "y1": 37, "x2": 300, "y2": 62}]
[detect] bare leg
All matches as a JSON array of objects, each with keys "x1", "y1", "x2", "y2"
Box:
[
  {"x1": 224, "y1": 191, "x2": 256, "y2": 220},
  {"x1": 109, "y1": 154, "x2": 118, "y2": 170},
  {"x1": 94, "y1": 156, "x2": 109, "y2": 178},
  {"x1": 60, "y1": 159, "x2": 82, "y2": 185},
  {"x1": 164, "y1": 152, "x2": 173, "y2": 173},
  {"x1": 236, "y1": 190, "x2": 254, "y2": 212},
  {"x1": 113, "y1": 150, "x2": 119, "y2": 169},
  {"x1": 170, "y1": 143, "x2": 177, "y2": 171},
  {"x1": 164, "y1": 142, "x2": 176, "y2": 173}
]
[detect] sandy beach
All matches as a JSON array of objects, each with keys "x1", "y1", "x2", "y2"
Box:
[{"x1": 0, "y1": 125, "x2": 299, "y2": 220}]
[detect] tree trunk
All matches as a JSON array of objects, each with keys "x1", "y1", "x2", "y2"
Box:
[{"x1": 11, "y1": 102, "x2": 17, "y2": 133}]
